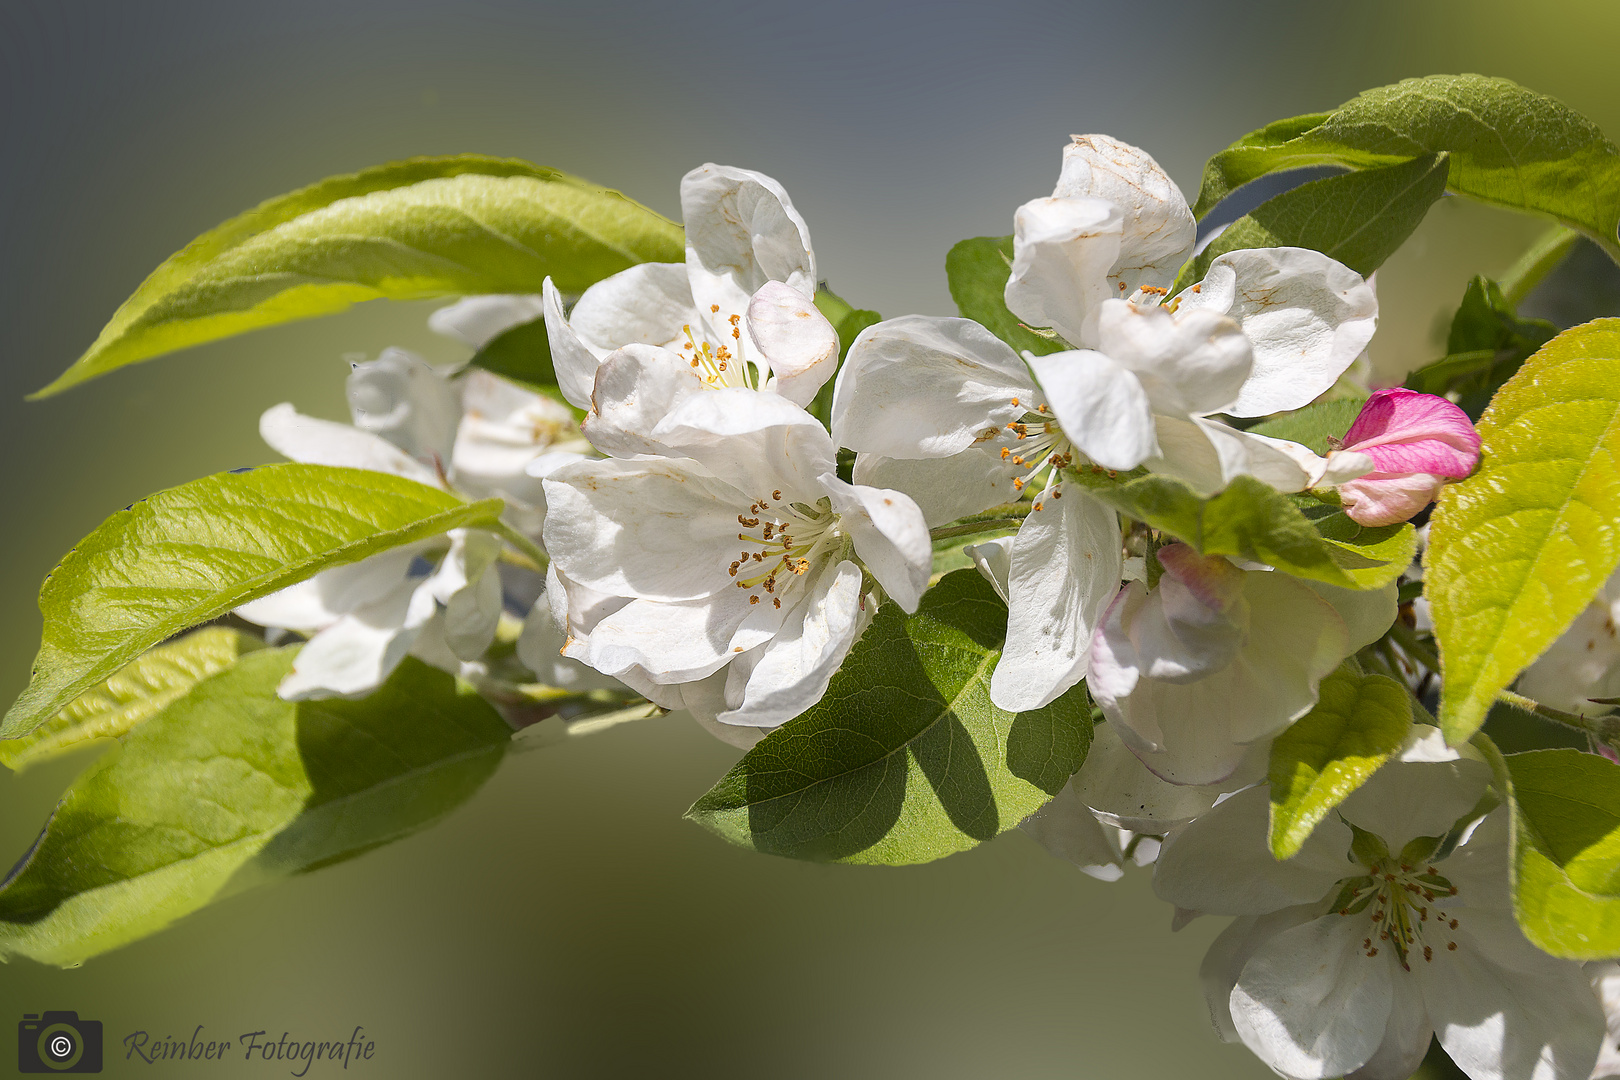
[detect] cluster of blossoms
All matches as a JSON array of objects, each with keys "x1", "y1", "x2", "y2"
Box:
[{"x1": 234, "y1": 142, "x2": 1616, "y2": 1079}]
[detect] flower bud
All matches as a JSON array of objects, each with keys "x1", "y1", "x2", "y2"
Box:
[{"x1": 1328, "y1": 387, "x2": 1480, "y2": 526}]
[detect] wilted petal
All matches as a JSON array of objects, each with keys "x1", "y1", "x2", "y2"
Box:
[
  {"x1": 1231, "y1": 914, "x2": 1396, "y2": 1079},
  {"x1": 260, "y1": 403, "x2": 443, "y2": 486},
  {"x1": 990, "y1": 488, "x2": 1122, "y2": 711},
  {"x1": 1055, "y1": 134, "x2": 1197, "y2": 295},
  {"x1": 1178, "y1": 248, "x2": 1378, "y2": 418},
  {"x1": 1096, "y1": 299, "x2": 1252, "y2": 418},
  {"x1": 831, "y1": 314, "x2": 1033, "y2": 459},
  {"x1": 428, "y1": 294, "x2": 546, "y2": 348},
  {"x1": 681, "y1": 164, "x2": 815, "y2": 326},
  {"x1": 346, "y1": 347, "x2": 461, "y2": 463},
  {"x1": 1005, "y1": 196, "x2": 1123, "y2": 348},
  {"x1": 748, "y1": 281, "x2": 839, "y2": 406},
  {"x1": 1027, "y1": 348, "x2": 1158, "y2": 470}
]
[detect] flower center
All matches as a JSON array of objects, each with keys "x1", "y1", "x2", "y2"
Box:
[
  {"x1": 678, "y1": 305, "x2": 759, "y2": 390},
  {"x1": 993, "y1": 399, "x2": 1075, "y2": 512},
  {"x1": 728, "y1": 491, "x2": 843, "y2": 609},
  {"x1": 1329, "y1": 850, "x2": 1462, "y2": 971}
]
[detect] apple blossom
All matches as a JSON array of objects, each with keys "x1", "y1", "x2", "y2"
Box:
[
  {"x1": 1155, "y1": 727, "x2": 1604, "y2": 1080},
  {"x1": 541, "y1": 392, "x2": 930, "y2": 730},
  {"x1": 1087, "y1": 543, "x2": 1389, "y2": 784},
  {"x1": 543, "y1": 164, "x2": 839, "y2": 413},
  {"x1": 1326, "y1": 386, "x2": 1482, "y2": 526}
]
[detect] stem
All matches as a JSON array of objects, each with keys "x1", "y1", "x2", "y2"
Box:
[
  {"x1": 1499, "y1": 225, "x2": 1578, "y2": 306},
  {"x1": 1497, "y1": 688, "x2": 1620, "y2": 747},
  {"x1": 493, "y1": 521, "x2": 549, "y2": 572},
  {"x1": 929, "y1": 503, "x2": 1034, "y2": 542}
]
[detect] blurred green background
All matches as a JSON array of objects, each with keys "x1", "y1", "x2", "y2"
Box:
[{"x1": 1, "y1": 1, "x2": 1617, "y2": 1075}]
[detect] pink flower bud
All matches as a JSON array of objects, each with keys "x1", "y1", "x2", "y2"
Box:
[{"x1": 1329, "y1": 387, "x2": 1480, "y2": 526}]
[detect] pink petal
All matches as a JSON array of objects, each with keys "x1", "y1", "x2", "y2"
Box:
[
  {"x1": 1340, "y1": 387, "x2": 1480, "y2": 478},
  {"x1": 1338, "y1": 471, "x2": 1448, "y2": 527}
]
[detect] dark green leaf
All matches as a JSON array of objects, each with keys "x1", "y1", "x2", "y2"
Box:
[
  {"x1": 468, "y1": 313, "x2": 557, "y2": 392},
  {"x1": 0, "y1": 650, "x2": 511, "y2": 966},
  {"x1": 1, "y1": 464, "x2": 504, "y2": 741},
  {"x1": 1190, "y1": 76, "x2": 1620, "y2": 263},
  {"x1": 686, "y1": 570, "x2": 1092, "y2": 865},
  {"x1": 1405, "y1": 276, "x2": 1558, "y2": 416},
  {"x1": 945, "y1": 236, "x2": 1065, "y2": 355},
  {"x1": 1175, "y1": 153, "x2": 1448, "y2": 292},
  {"x1": 810, "y1": 288, "x2": 883, "y2": 427},
  {"x1": 1268, "y1": 664, "x2": 1413, "y2": 858},
  {"x1": 38, "y1": 155, "x2": 684, "y2": 397},
  {"x1": 1247, "y1": 397, "x2": 1367, "y2": 456}
]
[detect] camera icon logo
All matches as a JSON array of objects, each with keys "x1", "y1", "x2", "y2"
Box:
[{"x1": 17, "y1": 1012, "x2": 102, "y2": 1073}]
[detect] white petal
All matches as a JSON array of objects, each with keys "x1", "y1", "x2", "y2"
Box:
[
  {"x1": 964, "y1": 535, "x2": 1016, "y2": 603},
  {"x1": 1153, "y1": 786, "x2": 1350, "y2": 915},
  {"x1": 1420, "y1": 910, "x2": 1604, "y2": 1080},
  {"x1": 514, "y1": 595, "x2": 622, "y2": 691},
  {"x1": 277, "y1": 575, "x2": 438, "y2": 700},
  {"x1": 1177, "y1": 248, "x2": 1378, "y2": 418},
  {"x1": 1348, "y1": 969, "x2": 1432, "y2": 1080},
  {"x1": 235, "y1": 545, "x2": 424, "y2": 630},
  {"x1": 681, "y1": 164, "x2": 815, "y2": 325},
  {"x1": 990, "y1": 489, "x2": 1122, "y2": 711},
  {"x1": 1027, "y1": 349, "x2": 1158, "y2": 470},
  {"x1": 1076, "y1": 721, "x2": 1259, "y2": 833},
  {"x1": 541, "y1": 456, "x2": 750, "y2": 601},
  {"x1": 652, "y1": 388, "x2": 836, "y2": 500},
  {"x1": 1200, "y1": 906, "x2": 1321, "y2": 1043},
  {"x1": 1308, "y1": 580, "x2": 1397, "y2": 653},
  {"x1": 1144, "y1": 416, "x2": 1315, "y2": 496},
  {"x1": 1095, "y1": 300, "x2": 1252, "y2": 417},
  {"x1": 584, "y1": 594, "x2": 753, "y2": 684},
  {"x1": 1231, "y1": 914, "x2": 1396, "y2": 1079},
  {"x1": 427, "y1": 294, "x2": 546, "y2": 348},
  {"x1": 582, "y1": 344, "x2": 709, "y2": 458},
  {"x1": 260, "y1": 403, "x2": 444, "y2": 486},
  {"x1": 1004, "y1": 196, "x2": 1123, "y2": 348},
  {"x1": 450, "y1": 370, "x2": 581, "y2": 503},
  {"x1": 1338, "y1": 743, "x2": 1493, "y2": 852},
  {"x1": 830, "y1": 314, "x2": 1034, "y2": 459},
  {"x1": 1054, "y1": 135, "x2": 1197, "y2": 295},
  {"x1": 1019, "y1": 780, "x2": 1125, "y2": 881},
  {"x1": 821, "y1": 476, "x2": 932, "y2": 613},
  {"x1": 748, "y1": 281, "x2": 839, "y2": 406},
  {"x1": 543, "y1": 277, "x2": 604, "y2": 410},
  {"x1": 567, "y1": 261, "x2": 697, "y2": 356},
  {"x1": 438, "y1": 534, "x2": 505, "y2": 662},
  {"x1": 852, "y1": 449, "x2": 1023, "y2": 528},
  {"x1": 345, "y1": 347, "x2": 461, "y2": 463},
  {"x1": 717, "y1": 560, "x2": 866, "y2": 727}
]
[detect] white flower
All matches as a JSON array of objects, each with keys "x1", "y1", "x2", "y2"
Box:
[
  {"x1": 992, "y1": 134, "x2": 1378, "y2": 486},
  {"x1": 1587, "y1": 962, "x2": 1620, "y2": 1078},
  {"x1": 1154, "y1": 727, "x2": 1604, "y2": 1080},
  {"x1": 1518, "y1": 569, "x2": 1620, "y2": 718},
  {"x1": 1088, "y1": 543, "x2": 1389, "y2": 785},
  {"x1": 831, "y1": 317, "x2": 1123, "y2": 712},
  {"x1": 1020, "y1": 719, "x2": 1265, "y2": 879},
  {"x1": 543, "y1": 164, "x2": 839, "y2": 416},
  {"x1": 541, "y1": 392, "x2": 930, "y2": 730}
]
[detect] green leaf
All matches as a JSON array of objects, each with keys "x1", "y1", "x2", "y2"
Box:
[
  {"x1": 685, "y1": 570, "x2": 1092, "y2": 865},
  {"x1": 38, "y1": 155, "x2": 685, "y2": 397},
  {"x1": 0, "y1": 627, "x2": 267, "y2": 771},
  {"x1": 1427, "y1": 320, "x2": 1620, "y2": 743},
  {"x1": 468, "y1": 314, "x2": 557, "y2": 392},
  {"x1": 1175, "y1": 152, "x2": 1448, "y2": 292},
  {"x1": 1065, "y1": 470, "x2": 1413, "y2": 590},
  {"x1": 1190, "y1": 75, "x2": 1620, "y2": 263},
  {"x1": 1, "y1": 463, "x2": 504, "y2": 742},
  {"x1": 1405, "y1": 276, "x2": 1558, "y2": 417},
  {"x1": 1247, "y1": 397, "x2": 1368, "y2": 456},
  {"x1": 1491, "y1": 747, "x2": 1620, "y2": 958},
  {"x1": 0, "y1": 650, "x2": 511, "y2": 966},
  {"x1": 1268, "y1": 664, "x2": 1414, "y2": 858},
  {"x1": 945, "y1": 236, "x2": 1066, "y2": 355}
]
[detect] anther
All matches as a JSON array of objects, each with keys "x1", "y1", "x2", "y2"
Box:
[
  {"x1": 773, "y1": 598, "x2": 781, "y2": 609},
  {"x1": 750, "y1": 595, "x2": 760, "y2": 604},
  {"x1": 773, "y1": 490, "x2": 782, "y2": 500}
]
